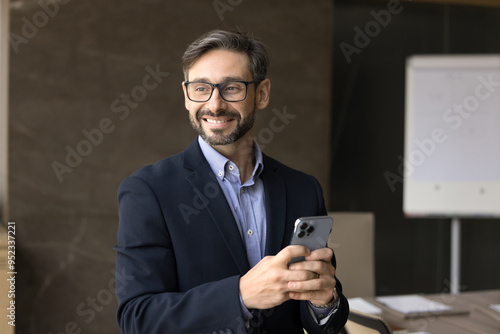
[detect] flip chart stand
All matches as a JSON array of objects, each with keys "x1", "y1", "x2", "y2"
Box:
[{"x1": 450, "y1": 217, "x2": 461, "y2": 294}]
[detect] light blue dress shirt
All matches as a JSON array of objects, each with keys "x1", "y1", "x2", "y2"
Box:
[{"x1": 198, "y1": 136, "x2": 266, "y2": 268}]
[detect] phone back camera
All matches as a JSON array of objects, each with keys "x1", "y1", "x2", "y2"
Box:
[
  {"x1": 297, "y1": 222, "x2": 308, "y2": 238},
  {"x1": 297, "y1": 222, "x2": 314, "y2": 238}
]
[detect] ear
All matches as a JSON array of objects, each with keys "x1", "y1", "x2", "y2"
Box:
[{"x1": 255, "y1": 79, "x2": 271, "y2": 110}]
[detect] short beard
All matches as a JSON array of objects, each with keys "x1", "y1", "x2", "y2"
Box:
[{"x1": 189, "y1": 108, "x2": 255, "y2": 146}]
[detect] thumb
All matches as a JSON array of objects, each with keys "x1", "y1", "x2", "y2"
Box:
[{"x1": 275, "y1": 245, "x2": 310, "y2": 265}]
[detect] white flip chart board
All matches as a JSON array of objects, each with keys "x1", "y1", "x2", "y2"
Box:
[{"x1": 403, "y1": 55, "x2": 500, "y2": 217}]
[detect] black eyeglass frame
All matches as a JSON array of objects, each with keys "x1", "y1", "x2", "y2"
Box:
[{"x1": 183, "y1": 80, "x2": 259, "y2": 102}]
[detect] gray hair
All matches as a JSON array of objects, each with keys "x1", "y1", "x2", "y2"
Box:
[{"x1": 182, "y1": 30, "x2": 271, "y2": 83}]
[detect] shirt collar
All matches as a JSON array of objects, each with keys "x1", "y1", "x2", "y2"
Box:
[{"x1": 198, "y1": 136, "x2": 264, "y2": 182}]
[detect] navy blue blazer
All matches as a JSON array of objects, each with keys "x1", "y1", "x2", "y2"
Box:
[{"x1": 115, "y1": 139, "x2": 348, "y2": 334}]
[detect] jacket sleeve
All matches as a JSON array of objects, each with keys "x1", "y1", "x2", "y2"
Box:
[{"x1": 114, "y1": 176, "x2": 248, "y2": 334}]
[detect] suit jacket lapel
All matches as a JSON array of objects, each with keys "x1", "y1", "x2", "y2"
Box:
[
  {"x1": 183, "y1": 140, "x2": 250, "y2": 274},
  {"x1": 261, "y1": 155, "x2": 288, "y2": 256}
]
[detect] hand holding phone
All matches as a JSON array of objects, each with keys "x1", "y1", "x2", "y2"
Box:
[{"x1": 288, "y1": 216, "x2": 333, "y2": 264}]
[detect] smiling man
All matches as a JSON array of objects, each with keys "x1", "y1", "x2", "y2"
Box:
[{"x1": 115, "y1": 30, "x2": 349, "y2": 334}]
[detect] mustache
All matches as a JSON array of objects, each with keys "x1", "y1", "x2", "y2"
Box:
[{"x1": 196, "y1": 109, "x2": 241, "y2": 121}]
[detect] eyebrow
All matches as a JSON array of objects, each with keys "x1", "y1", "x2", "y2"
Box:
[{"x1": 188, "y1": 76, "x2": 248, "y2": 83}]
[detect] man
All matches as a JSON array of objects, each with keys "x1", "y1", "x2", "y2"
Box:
[{"x1": 115, "y1": 29, "x2": 349, "y2": 334}]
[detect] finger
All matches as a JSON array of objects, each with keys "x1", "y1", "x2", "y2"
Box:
[
  {"x1": 289, "y1": 260, "x2": 323, "y2": 272},
  {"x1": 275, "y1": 245, "x2": 310, "y2": 265},
  {"x1": 288, "y1": 278, "x2": 326, "y2": 293},
  {"x1": 284, "y1": 269, "x2": 318, "y2": 283},
  {"x1": 288, "y1": 277, "x2": 337, "y2": 305},
  {"x1": 289, "y1": 288, "x2": 335, "y2": 304},
  {"x1": 288, "y1": 274, "x2": 335, "y2": 291},
  {"x1": 289, "y1": 259, "x2": 336, "y2": 278},
  {"x1": 305, "y1": 247, "x2": 333, "y2": 262},
  {"x1": 289, "y1": 290, "x2": 323, "y2": 301}
]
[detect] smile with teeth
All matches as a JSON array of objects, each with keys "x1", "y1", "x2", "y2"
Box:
[
  {"x1": 203, "y1": 117, "x2": 233, "y2": 126},
  {"x1": 205, "y1": 118, "x2": 230, "y2": 124}
]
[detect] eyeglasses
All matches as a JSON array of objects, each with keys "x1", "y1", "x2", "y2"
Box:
[{"x1": 183, "y1": 80, "x2": 258, "y2": 102}]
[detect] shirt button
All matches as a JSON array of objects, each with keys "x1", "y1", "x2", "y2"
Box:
[
  {"x1": 247, "y1": 229, "x2": 253, "y2": 236},
  {"x1": 228, "y1": 164, "x2": 234, "y2": 171},
  {"x1": 241, "y1": 188, "x2": 245, "y2": 193},
  {"x1": 218, "y1": 171, "x2": 223, "y2": 177}
]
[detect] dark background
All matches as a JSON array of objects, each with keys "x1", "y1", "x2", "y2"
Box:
[{"x1": 330, "y1": 0, "x2": 500, "y2": 296}]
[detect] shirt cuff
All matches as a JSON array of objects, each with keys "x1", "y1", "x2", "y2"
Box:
[
  {"x1": 239, "y1": 294, "x2": 254, "y2": 321},
  {"x1": 307, "y1": 298, "x2": 341, "y2": 325}
]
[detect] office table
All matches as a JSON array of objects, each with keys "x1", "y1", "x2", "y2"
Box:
[{"x1": 364, "y1": 290, "x2": 500, "y2": 334}]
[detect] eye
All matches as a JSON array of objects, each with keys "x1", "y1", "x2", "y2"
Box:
[
  {"x1": 194, "y1": 84, "x2": 210, "y2": 92},
  {"x1": 222, "y1": 82, "x2": 243, "y2": 93}
]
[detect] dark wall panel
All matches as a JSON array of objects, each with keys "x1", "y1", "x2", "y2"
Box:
[{"x1": 9, "y1": 1, "x2": 335, "y2": 333}]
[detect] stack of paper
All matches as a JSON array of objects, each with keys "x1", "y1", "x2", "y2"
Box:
[
  {"x1": 348, "y1": 297, "x2": 383, "y2": 315},
  {"x1": 376, "y1": 294, "x2": 467, "y2": 318}
]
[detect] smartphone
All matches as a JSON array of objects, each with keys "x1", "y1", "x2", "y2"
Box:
[{"x1": 288, "y1": 216, "x2": 333, "y2": 264}]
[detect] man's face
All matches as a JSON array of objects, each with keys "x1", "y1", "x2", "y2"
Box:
[{"x1": 183, "y1": 49, "x2": 268, "y2": 147}]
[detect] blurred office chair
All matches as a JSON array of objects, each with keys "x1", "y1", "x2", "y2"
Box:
[
  {"x1": 341, "y1": 310, "x2": 392, "y2": 334},
  {"x1": 305, "y1": 212, "x2": 378, "y2": 334},
  {"x1": 327, "y1": 212, "x2": 376, "y2": 298},
  {"x1": 304, "y1": 311, "x2": 392, "y2": 334},
  {"x1": 327, "y1": 212, "x2": 384, "y2": 334}
]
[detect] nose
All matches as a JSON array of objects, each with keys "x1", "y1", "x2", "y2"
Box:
[{"x1": 205, "y1": 87, "x2": 227, "y2": 112}]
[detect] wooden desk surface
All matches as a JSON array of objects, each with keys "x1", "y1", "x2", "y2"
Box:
[{"x1": 365, "y1": 290, "x2": 500, "y2": 334}]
